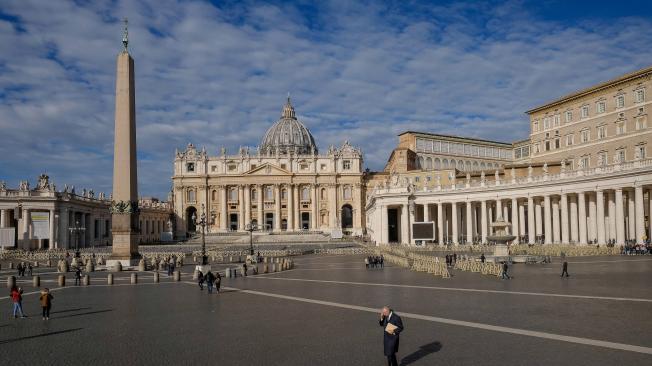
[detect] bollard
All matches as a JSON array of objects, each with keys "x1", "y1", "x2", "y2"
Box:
[
  {"x1": 86, "y1": 260, "x2": 94, "y2": 273},
  {"x1": 107, "y1": 273, "x2": 114, "y2": 285},
  {"x1": 33, "y1": 275, "x2": 40, "y2": 287},
  {"x1": 10, "y1": 262, "x2": 14, "y2": 269},
  {"x1": 83, "y1": 275, "x2": 90, "y2": 286},
  {"x1": 34, "y1": 261, "x2": 39, "y2": 267},
  {"x1": 225, "y1": 268, "x2": 231, "y2": 278},
  {"x1": 131, "y1": 273, "x2": 138, "y2": 284},
  {"x1": 192, "y1": 270, "x2": 199, "y2": 280},
  {"x1": 272, "y1": 264, "x2": 277, "y2": 272},
  {"x1": 138, "y1": 259, "x2": 146, "y2": 272},
  {"x1": 153, "y1": 272, "x2": 159, "y2": 283},
  {"x1": 58, "y1": 275, "x2": 65, "y2": 287},
  {"x1": 173, "y1": 270, "x2": 181, "y2": 282},
  {"x1": 264, "y1": 257, "x2": 268, "y2": 264},
  {"x1": 263, "y1": 264, "x2": 269, "y2": 273},
  {"x1": 7, "y1": 275, "x2": 16, "y2": 289},
  {"x1": 114, "y1": 261, "x2": 123, "y2": 272}
]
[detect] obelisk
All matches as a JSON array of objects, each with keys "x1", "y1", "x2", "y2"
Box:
[{"x1": 108, "y1": 19, "x2": 140, "y2": 266}]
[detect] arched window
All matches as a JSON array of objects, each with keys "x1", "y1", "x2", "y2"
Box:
[
  {"x1": 251, "y1": 189, "x2": 257, "y2": 201},
  {"x1": 434, "y1": 158, "x2": 441, "y2": 170},
  {"x1": 211, "y1": 190, "x2": 217, "y2": 201},
  {"x1": 302, "y1": 187, "x2": 310, "y2": 201},
  {"x1": 321, "y1": 188, "x2": 327, "y2": 200},
  {"x1": 418, "y1": 156, "x2": 424, "y2": 169},
  {"x1": 472, "y1": 161, "x2": 479, "y2": 171},
  {"x1": 442, "y1": 159, "x2": 449, "y2": 169},
  {"x1": 426, "y1": 157, "x2": 432, "y2": 170},
  {"x1": 281, "y1": 189, "x2": 287, "y2": 200},
  {"x1": 266, "y1": 186, "x2": 273, "y2": 200},
  {"x1": 341, "y1": 204, "x2": 353, "y2": 229},
  {"x1": 343, "y1": 186, "x2": 352, "y2": 200},
  {"x1": 187, "y1": 189, "x2": 196, "y2": 202},
  {"x1": 465, "y1": 161, "x2": 471, "y2": 171}
]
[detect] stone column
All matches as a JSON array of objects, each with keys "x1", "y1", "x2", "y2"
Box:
[
  {"x1": 451, "y1": 202, "x2": 458, "y2": 245},
  {"x1": 328, "y1": 184, "x2": 337, "y2": 229},
  {"x1": 244, "y1": 184, "x2": 251, "y2": 228},
  {"x1": 294, "y1": 184, "x2": 301, "y2": 230},
  {"x1": 480, "y1": 200, "x2": 488, "y2": 244},
  {"x1": 49, "y1": 209, "x2": 55, "y2": 249},
  {"x1": 627, "y1": 190, "x2": 636, "y2": 241},
  {"x1": 588, "y1": 194, "x2": 597, "y2": 242},
  {"x1": 519, "y1": 202, "x2": 526, "y2": 237},
  {"x1": 220, "y1": 186, "x2": 227, "y2": 230},
  {"x1": 274, "y1": 184, "x2": 281, "y2": 231},
  {"x1": 401, "y1": 204, "x2": 409, "y2": 244},
  {"x1": 380, "y1": 205, "x2": 388, "y2": 243},
  {"x1": 535, "y1": 199, "x2": 542, "y2": 239},
  {"x1": 560, "y1": 194, "x2": 569, "y2": 244},
  {"x1": 527, "y1": 196, "x2": 535, "y2": 244},
  {"x1": 238, "y1": 186, "x2": 245, "y2": 231},
  {"x1": 596, "y1": 190, "x2": 606, "y2": 244},
  {"x1": 511, "y1": 198, "x2": 519, "y2": 244},
  {"x1": 615, "y1": 189, "x2": 625, "y2": 245},
  {"x1": 570, "y1": 195, "x2": 578, "y2": 243},
  {"x1": 257, "y1": 185, "x2": 263, "y2": 229},
  {"x1": 287, "y1": 184, "x2": 294, "y2": 231},
  {"x1": 552, "y1": 197, "x2": 560, "y2": 243},
  {"x1": 59, "y1": 208, "x2": 69, "y2": 249},
  {"x1": 649, "y1": 188, "x2": 652, "y2": 243},
  {"x1": 437, "y1": 202, "x2": 444, "y2": 245},
  {"x1": 0, "y1": 209, "x2": 5, "y2": 228},
  {"x1": 311, "y1": 185, "x2": 318, "y2": 230},
  {"x1": 608, "y1": 191, "x2": 616, "y2": 241},
  {"x1": 466, "y1": 201, "x2": 473, "y2": 244},
  {"x1": 423, "y1": 204, "x2": 430, "y2": 222},
  {"x1": 495, "y1": 199, "x2": 502, "y2": 219},
  {"x1": 578, "y1": 191, "x2": 587, "y2": 245},
  {"x1": 543, "y1": 195, "x2": 552, "y2": 244},
  {"x1": 635, "y1": 185, "x2": 645, "y2": 244}
]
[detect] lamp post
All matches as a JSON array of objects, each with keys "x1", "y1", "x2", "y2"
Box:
[
  {"x1": 245, "y1": 223, "x2": 257, "y2": 256},
  {"x1": 68, "y1": 220, "x2": 86, "y2": 258},
  {"x1": 192, "y1": 204, "x2": 208, "y2": 265}
]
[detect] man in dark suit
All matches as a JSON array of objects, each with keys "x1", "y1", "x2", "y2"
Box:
[
  {"x1": 379, "y1": 306, "x2": 404, "y2": 366},
  {"x1": 561, "y1": 260, "x2": 570, "y2": 277}
]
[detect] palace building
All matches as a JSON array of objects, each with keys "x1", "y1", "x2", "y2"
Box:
[
  {"x1": 172, "y1": 98, "x2": 365, "y2": 238},
  {"x1": 366, "y1": 65, "x2": 652, "y2": 246}
]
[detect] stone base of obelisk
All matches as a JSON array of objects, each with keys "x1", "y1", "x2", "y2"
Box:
[{"x1": 107, "y1": 214, "x2": 141, "y2": 268}]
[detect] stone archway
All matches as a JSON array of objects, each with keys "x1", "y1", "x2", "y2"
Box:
[
  {"x1": 341, "y1": 204, "x2": 353, "y2": 229},
  {"x1": 186, "y1": 206, "x2": 197, "y2": 233}
]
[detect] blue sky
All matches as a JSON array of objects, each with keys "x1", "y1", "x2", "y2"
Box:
[{"x1": 1, "y1": 0, "x2": 652, "y2": 199}]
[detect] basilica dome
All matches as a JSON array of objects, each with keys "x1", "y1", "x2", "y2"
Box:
[{"x1": 260, "y1": 97, "x2": 317, "y2": 155}]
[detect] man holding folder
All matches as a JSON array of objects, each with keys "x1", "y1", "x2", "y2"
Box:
[{"x1": 379, "y1": 306, "x2": 404, "y2": 366}]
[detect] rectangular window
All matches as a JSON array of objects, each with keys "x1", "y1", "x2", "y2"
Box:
[
  {"x1": 414, "y1": 177, "x2": 420, "y2": 182},
  {"x1": 597, "y1": 101, "x2": 606, "y2": 114},
  {"x1": 343, "y1": 160, "x2": 351, "y2": 170},
  {"x1": 320, "y1": 164, "x2": 327, "y2": 171},
  {"x1": 566, "y1": 134, "x2": 574, "y2": 146},
  {"x1": 636, "y1": 116, "x2": 647, "y2": 130},
  {"x1": 597, "y1": 126, "x2": 607, "y2": 139},
  {"x1": 533, "y1": 143, "x2": 540, "y2": 154},
  {"x1": 186, "y1": 163, "x2": 195, "y2": 172},
  {"x1": 616, "y1": 95, "x2": 625, "y2": 109},
  {"x1": 598, "y1": 152, "x2": 608, "y2": 166},
  {"x1": 581, "y1": 157, "x2": 590, "y2": 168},
  {"x1": 533, "y1": 121, "x2": 539, "y2": 132},
  {"x1": 565, "y1": 111, "x2": 572, "y2": 123},
  {"x1": 636, "y1": 89, "x2": 645, "y2": 103},
  {"x1": 581, "y1": 105, "x2": 589, "y2": 118},
  {"x1": 581, "y1": 130, "x2": 590, "y2": 143},
  {"x1": 617, "y1": 122, "x2": 625, "y2": 135},
  {"x1": 554, "y1": 114, "x2": 560, "y2": 127},
  {"x1": 554, "y1": 138, "x2": 560, "y2": 149},
  {"x1": 228, "y1": 164, "x2": 237, "y2": 171},
  {"x1": 211, "y1": 165, "x2": 217, "y2": 172},
  {"x1": 636, "y1": 146, "x2": 646, "y2": 159},
  {"x1": 617, "y1": 150, "x2": 626, "y2": 162},
  {"x1": 543, "y1": 117, "x2": 551, "y2": 130}
]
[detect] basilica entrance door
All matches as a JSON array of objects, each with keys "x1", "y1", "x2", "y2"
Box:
[
  {"x1": 265, "y1": 213, "x2": 274, "y2": 231},
  {"x1": 301, "y1": 212, "x2": 310, "y2": 230},
  {"x1": 229, "y1": 214, "x2": 238, "y2": 231}
]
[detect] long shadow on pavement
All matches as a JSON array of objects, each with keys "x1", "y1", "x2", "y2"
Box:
[
  {"x1": 0, "y1": 328, "x2": 83, "y2": 344},
  {"x1": 399, "y1": 341, "x2": 443, "y2": 366},
  {"x1": 53, "y1": 309, "x2": 114, "y2": 319},
  {"x1": 50, "y1": 307, "x2": 91, "y2": 314}
]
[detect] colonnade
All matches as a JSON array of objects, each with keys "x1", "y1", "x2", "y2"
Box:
[{"x1": 378, "y1": 185, "x2": 652, "y2": 246}]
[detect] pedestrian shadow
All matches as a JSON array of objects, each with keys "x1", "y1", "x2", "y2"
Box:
[
  {"x1": 0, "y1": 327, "x2": 83, "y2": 344},
  {"x1": 399, "y1": 341, "x2": 442, "y2": 366},
  {"x1": 50, "y1": 307, "x2": 91, "y2": 315},
  {"x1": 54, "y1": 309, "x2": 114, "y2": 319}
]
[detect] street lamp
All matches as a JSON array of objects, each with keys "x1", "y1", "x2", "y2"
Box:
[
  {"x1": 192, "y1": 204, "x2": 208, "y2": 265},
  {"x1": 245, "y1": 222, "x2": 257, "y2": 256},
  {"x1": 68, "y1": 220, "x2": 86, "y2": 258}
]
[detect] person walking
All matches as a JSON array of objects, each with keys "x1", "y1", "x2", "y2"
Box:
[
  {"x1": 10, "y1": 286, "x2": 26, "y2": 318},
  {"x1": 480, "y1": 253, "x2": 485, "y2": 263},
  {"x1": 205, "y1": 271, "x2": 215, "y2": 294},
  {"x1": 197, "y1": 271, "x2": 204, "y2": 290},
  {"x1": 27, "y1": 263, "x2": 33, "y2": 277},
  {"x1": 243, "y1": 263, "x2": 248, "y2": 277},
  {"x1": 365, "y1": 257, "x2": 369, "y2": 269},
  {"x1": 501, "y1": 262, "x2": 511, "y2": 280},
  {"x1": 74, "y1": 267, "x2": 82, "y2": 286},
  {"x1": 379, "y1": 306, "x2": 403, "y2": 366},
  {"x1": 380, "y1": 255, "x2": 384, "y2": 268},
  {"x1": 39, "y1": 288, "x2": 53, "y2": 320},
  {"x1": 561, "y1": 260, "x2": 570, "y2": 278},
  {"x1": 215, "y1": 272, "x2": 222, "y2": 294}
]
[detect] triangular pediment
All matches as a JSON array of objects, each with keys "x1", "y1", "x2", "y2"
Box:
[{"x1": 244, "y1": 163, "x2": 291, "y2": 175}]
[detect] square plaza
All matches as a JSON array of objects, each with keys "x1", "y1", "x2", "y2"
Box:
[{"x1": 1, "y1": 251, "x2": 651, "y2": 365}]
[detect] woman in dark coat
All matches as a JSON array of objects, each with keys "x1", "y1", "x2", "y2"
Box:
[{"x1": 379, "y1": 306, "x2": 404, "y2": 366}]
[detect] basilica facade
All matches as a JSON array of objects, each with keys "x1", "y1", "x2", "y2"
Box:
[{"x1": 172, "y1": 98, "x2": 365, "y2": 237}]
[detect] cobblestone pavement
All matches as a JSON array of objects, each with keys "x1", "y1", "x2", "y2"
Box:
[{"x1": 0, "y1": 255, "x2": 651, "y2": 365}]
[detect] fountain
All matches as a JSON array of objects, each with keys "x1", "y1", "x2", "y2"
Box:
[{"x1": 487, "y1": 215, "x2": 516, "y2": 257}]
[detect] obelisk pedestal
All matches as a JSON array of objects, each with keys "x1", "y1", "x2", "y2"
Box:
[{"x1": 107, "y1": 31, "x2": 141, "y2": 268}]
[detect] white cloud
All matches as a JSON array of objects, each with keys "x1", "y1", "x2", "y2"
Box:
[{"x1": 1, "y1": 0, "x2": 651, "y2": 198}]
